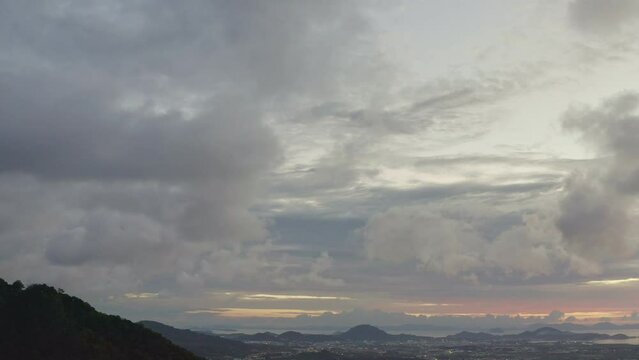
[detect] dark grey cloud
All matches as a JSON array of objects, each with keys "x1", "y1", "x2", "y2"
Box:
[
  {"x1": 557, "y1": 174, "x2": 631, "y2": 260},
  {"x1": 293, "y1": 71, "x2": 532, "y2": 134},
  {"x1": 0, "y1": 0, "x2": 372, "y2": 96},
  {"x1": 269, "y1": 216, "x2": 364, "y2": 254},
  {"x1": 0, "y1": 71, "x2": 277, "y2": 182},
  {"x1": 4, "y1": 0, "x2": 638, "y2": 326},
  {"x1": 264, "y1": 178, "x2": 561, "y2": 225},
  {"x1": 558, "y1": 92, "x2": 639, "y2": 259},
  {"x1": 414, "y1": 154, "x2": 595, "y2": 169},
  {"x1": 0, "y1": 0, "x2": 385, "y2": 299},
  {"x1": 408, "y1": 88, "x2": 476, "y2": 113},
  {"x1": 373, "y1": 181, "x2": 560, "y2": 205},
  {"x1": 569, "y1": 0, "x2": 639, "y2": 34}
]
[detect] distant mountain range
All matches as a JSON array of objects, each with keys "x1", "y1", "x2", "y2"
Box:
[
  {"x1": 381, "y1": 321, "x2": 639, "y2": 334},
  {"x1": 226, "y1": 324, "x2": 631, "y2": 344},
  {"x1": 139, "y1": 320, "x2": 267, "y2": 358},
  {"x1": 526, "y1": 321, "x2": 639, "y2": 331},
  {"x1": 447, "y1": 326, "x2": 630, "y2": 342},
  {"x1": 1, "y1": 277, "x2": 635, "y2": 360},
  {"x1": 226, "y1": 324, "x2": 423, "y2": 343}
]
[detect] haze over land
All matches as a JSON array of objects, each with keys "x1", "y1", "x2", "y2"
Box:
[{"x1": 2, "y1": 0, "x2": 639, "y2": 331}]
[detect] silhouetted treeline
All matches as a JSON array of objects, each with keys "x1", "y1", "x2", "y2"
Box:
[{"x1": 0, "y1": 278, "x2": 201, "y2": 360}]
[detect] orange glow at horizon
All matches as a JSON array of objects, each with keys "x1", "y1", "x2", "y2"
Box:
[
  {"x1": 583, "y1": 278, "x2": 639, "y2": 286},
  {"x1": 183, "y1": 307, "x2": 637, "y2": 321},
  {"x1": 185, "y1": 308, "x2": 338, "y2": 318}
]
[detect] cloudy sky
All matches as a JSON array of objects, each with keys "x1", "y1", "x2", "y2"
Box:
[{"x1": 2, "y1": 0, "x2": 639, "y2": 330}]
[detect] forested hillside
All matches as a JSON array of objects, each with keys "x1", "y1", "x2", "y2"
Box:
[{"x1": 0, "y1": 279, "x2": 201, "y2": 360}]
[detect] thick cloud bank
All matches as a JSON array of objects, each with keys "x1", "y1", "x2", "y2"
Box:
[
  {"x1": 3, "y1": 0, "x2": 639, "y2": 326},
  {"x1": 569, "y1": 0, "x2": 639, "y2": 34},
  {"x1": 0, "y1": 0, "x2": 376, "y2": 296},
  {"x1": 558, "y1": 93, "x2": 639, "y2": 260},
  {"x1": 362, "y1": 205, "x2": 598, "y2": 280}
]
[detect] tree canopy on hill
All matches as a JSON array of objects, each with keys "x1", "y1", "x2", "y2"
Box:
[{"x1": 0, "y1": 278, "x2": 201, "y2": 360}]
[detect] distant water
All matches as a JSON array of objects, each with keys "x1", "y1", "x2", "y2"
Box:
[
  {"x1": 574, "y1": 329, "x2": 639, "y2": 337},
  {"x1": 212, "y1": 328, "x2": 338, "y2": 335},
  {"x1": 386, "y1": 329, "x2": 463, "y2": 337},
  {"x1": 595, "y1": 338, "x2": 639, "y2": 345},
  {"x1": 578, "y1": 329, "x2": 639, "y2": 345}
]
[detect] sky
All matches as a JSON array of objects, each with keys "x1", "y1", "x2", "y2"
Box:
[{"x1": 2, "y1": 0, "x2": 639, "y2": 330}]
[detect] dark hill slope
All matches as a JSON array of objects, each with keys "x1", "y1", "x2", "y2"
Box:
[
  {"x1": 140, "y1": 320, "x2": 259, "y2": 358},
  {"x1": 0, "y1": 279, "x2": 200, "y2": 360}
]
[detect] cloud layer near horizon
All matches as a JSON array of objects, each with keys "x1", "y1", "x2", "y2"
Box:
[{"x1": 1, "y1": 0, "x2": 639, "y2": 328}]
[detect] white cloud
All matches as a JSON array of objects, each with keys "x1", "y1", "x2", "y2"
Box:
[
  {"x1": 240, "y1": 294, "x2": 352, "y2": 301},
  {"x1": 362, "y1": 206, "x2": 597, "y2": 280},
  {"x1": 124, "y1": 292, "x2": 159, "y2": 299},
  {"x1": 584, "y1": 277, "x2": 639, "y2": 286}
]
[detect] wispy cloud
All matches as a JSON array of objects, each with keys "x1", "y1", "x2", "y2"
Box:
[
  {"x1": 240, "y1": 293, "x2": 352, "y2": 301},
  {"x1": 564, "y1": 311, "x2": 632, "y2": 320},
  {"x1": 393, "y1": 302, "x2": 461, "y2": 307},
  {"x1": 584, "y1": 278, "x2": 639, "y2": 286},
  {"x1": 185, "y1": 308, "x2": 337, "y2": 318},
  {"x1": 124, "y1": 292, "x2": 159, "y2": 299}
]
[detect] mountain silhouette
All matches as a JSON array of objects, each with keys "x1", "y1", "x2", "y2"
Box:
[
  {"x1": 139, "y1": 320, "x2": 260, "y2": 358},
  {"x1": 512, "y1": 327, "x2": 629, "y2": 341},
  {"x1": 447, "y1": 326, "x2": 631, "y2": 342},
  {"x1": 0, "y1": 279, "x2": 199, "y2": 360},
  {"x1": 446, "y1": 331, "x2": 496, "y2": 341},
  {"x1": 228, "y1": 324, "x2": 424, "y2": 343},
  {"x1": 339, "y1": 324, "x2": 391, "y2": 341}
]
